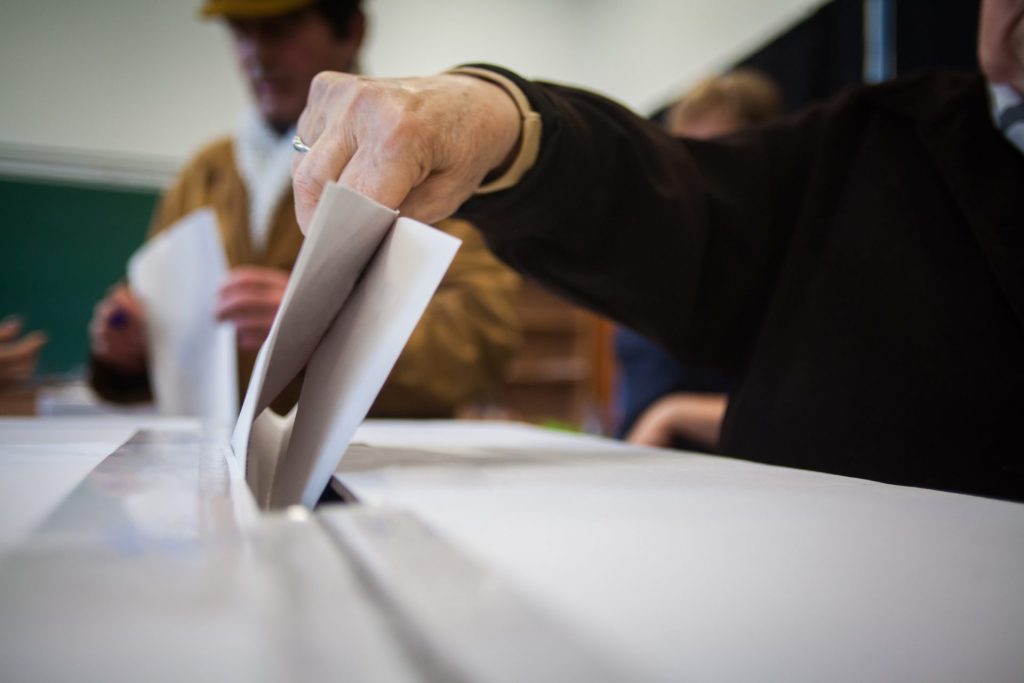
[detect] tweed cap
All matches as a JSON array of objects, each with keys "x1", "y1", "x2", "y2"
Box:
[{"x1": 200, "y1": 0, "x2": 317, "y2": 19}]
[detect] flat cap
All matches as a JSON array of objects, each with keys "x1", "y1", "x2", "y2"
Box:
[{"x1": 200, "y1": 0, "x2": 317, "y2": 19}]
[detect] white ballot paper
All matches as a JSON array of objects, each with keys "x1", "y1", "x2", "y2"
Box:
[
  {"x1": 231, "y1": 183, "x2": 460, "y2": 509},
  {"x1": 127, "y1": 208, "x2": 238, "y2": 428}
]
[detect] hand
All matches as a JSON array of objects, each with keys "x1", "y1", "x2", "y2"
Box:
[
  {"x1": 216, "y1": 266, "x2": 289, "y2": 351},
  {"x1": 0, "y1": 316, "x2": 47, "y2": 386},
  {"x1": 292, "y1": 71, "x2": 521, "y2": 230},
  {"x1": 89, "y1": 285, "x2": 147, "y2": 374},
  {"x1": 626, "y1": 393, "x2": 729, "y2": 450}
]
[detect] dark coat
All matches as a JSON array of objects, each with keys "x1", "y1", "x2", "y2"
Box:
[{"x1": 460, "y1": 70, "x2": 1024, "y2": 501}]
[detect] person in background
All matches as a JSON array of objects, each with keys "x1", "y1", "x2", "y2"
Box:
[
  {"x1": 284, "y1": 0, "x2": 1024, "y2": 500},
  {"x1": 0, "y1": 317, "x2": 47, "y2": 386},
  {"x1": 88, "y1": 0, "x2": 521, "y2": 417},
  {"x1": 618, "y1": 69, "x2": 784, "y2": 450}
]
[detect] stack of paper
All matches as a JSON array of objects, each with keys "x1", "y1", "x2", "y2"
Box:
[{"x1": 231, "y1": 184, "x2": 460, "y2": 509}]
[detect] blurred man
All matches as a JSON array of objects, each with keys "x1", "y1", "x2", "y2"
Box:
[
  {"x1": 90, "y1": 0, "x2": 520, "y2": 417},
  {"x1": 286, "y1": 0, "x2": 1024, "y2": 499}
]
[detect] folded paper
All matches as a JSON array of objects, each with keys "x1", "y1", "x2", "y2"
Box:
[{"x1": 231, "y1": 184, "x2": 460, "y2": 509}]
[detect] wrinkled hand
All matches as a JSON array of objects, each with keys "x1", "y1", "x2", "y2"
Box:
[
  {"x1": 0, "y1": 317, "x2": 47, "y2": 386},
  {"x1": 626, "y1": 393, "x2": 728, "y2": 450},
  {"x1": 216, "y1": 266, "x2": 289, "y2": 351},
  {"x1": 292, "y1": 71, "x2": 521, "y2": 230},
  {"x1": 89, "y1": 285, "x2": 147, "y2": 374}
]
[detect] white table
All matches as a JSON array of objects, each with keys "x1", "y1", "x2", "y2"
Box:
[{"x1": 2, "y1": 416, "x2": 1023, "y2": 682}]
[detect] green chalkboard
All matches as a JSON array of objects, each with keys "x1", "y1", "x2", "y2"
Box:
[{"x1": 0, "y1": 177, "x2": 159, "y2": 374}]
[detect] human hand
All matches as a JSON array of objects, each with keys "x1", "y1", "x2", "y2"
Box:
[
  {"x1": 89, "y1": 285, "x2": 147, "y2": 374},
  {"x1": 626, "y1": 393, "x2": 728, "y2": 450},
  {"x1": 216, "y1": 266, "x2": 289, "y2": 351},
  {"x1": 292, "y1": 71, "x2": 521, "y2": 229},
  {"x1": 0, "y1": 316, "x2": 48, "y2": 386}
]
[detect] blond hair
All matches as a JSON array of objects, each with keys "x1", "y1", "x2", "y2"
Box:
[{"x1": 667, "y1": 69, "x2": 784, "y2": 132}]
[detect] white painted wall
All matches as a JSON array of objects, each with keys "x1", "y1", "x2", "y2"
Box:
[{"x1": 0, "y1": 0, "x2": 827, "y2": 183}]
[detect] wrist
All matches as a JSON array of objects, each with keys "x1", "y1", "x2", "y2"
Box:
[{"x1": 445, "y1": 66, "x2": 542, "y2": 194}]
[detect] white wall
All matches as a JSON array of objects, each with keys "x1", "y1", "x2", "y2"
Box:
[
  {"x1": 364, "y1": 0, "x2": 826, "y2": 107},
  {"x1": 0, "y1": 0, "x2": 827, "y2": 185}
]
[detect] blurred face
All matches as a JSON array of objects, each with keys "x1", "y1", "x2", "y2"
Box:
[
  {"x1": 667, "y1": 105, "x2": 741, "y2": 138},
  {"x1": 228, "y1": 9, "x2": 363, "y2": 131},
  {"x1": 669, "y1": 109, "x2": 742, "y2": 139},
  {"x1": 979, "y1": 0, "x2": 1024, "y2": 92}
]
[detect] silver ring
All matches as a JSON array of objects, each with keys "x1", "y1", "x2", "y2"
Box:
[{"x1": 292, "y1": 135, "x2": 311, "y2": 153}]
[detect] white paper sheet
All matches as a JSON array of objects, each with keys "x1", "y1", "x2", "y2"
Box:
[
  {"x1": 127, "y1": 208, "x2": 237, "y2": 429},
  {"x1": 232, "y1": 184, "x2": 460, "y2": 509}
]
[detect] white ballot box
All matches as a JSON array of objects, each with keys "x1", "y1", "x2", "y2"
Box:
[{"x1": 2, "y1": 416, "x2": 1024, "y2": 683}]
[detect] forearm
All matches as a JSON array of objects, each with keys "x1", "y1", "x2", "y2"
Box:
[
  {"x1": 289, "y1": 64, "x2": 820, "y2": 372},
  {"x1": 457, "y1": 67, "x2": 813, "y2": 372},
  {"x1": 627, "y1": 392, "x2": 729, "y2": 450},
  {"x1": 457, "y1": 72, "x2": 706, "y2": 347},
  {"x1": 669, "y1": 393, "x2": 728, "y2": 448}
]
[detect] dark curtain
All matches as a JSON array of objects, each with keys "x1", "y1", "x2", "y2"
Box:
[{"x1": 651, "y1": 0, "x2": 982, "y2": 117}]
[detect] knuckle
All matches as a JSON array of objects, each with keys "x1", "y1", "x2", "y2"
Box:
[
  {"x1": 350, "y1": 76, "x2": 381, "y2": 101},
  {"x1": 309, "y1": 70, "x2": 341, "y2": 97},
  {"x1": 310, "y1": 70, "x2": 360, "y2": 106}
]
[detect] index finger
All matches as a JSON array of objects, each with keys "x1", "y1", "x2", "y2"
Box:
[
  {"x1": 292, "y1": 136, "x2": 353, "y2": 232},
  {"x1": 109, "y1": 285, "x2": 140, "y2": 309},
  {"x1": 292, "y1": 72, "x2": 358, "y2": 231}
]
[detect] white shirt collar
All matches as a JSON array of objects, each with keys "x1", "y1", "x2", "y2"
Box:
[{"x1": 233, "y1": 108, "x2": 296, "y2": 253}]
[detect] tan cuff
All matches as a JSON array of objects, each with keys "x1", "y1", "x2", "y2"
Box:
[{"x1": 446, "y1": 66, "x2": 542, "y2": 194}]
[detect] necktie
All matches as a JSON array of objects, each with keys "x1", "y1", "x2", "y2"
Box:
[{"x1": 991, "y1": 84, "x2": 1024, "y2": 154}]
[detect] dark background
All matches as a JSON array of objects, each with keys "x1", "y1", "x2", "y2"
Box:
[{"x1": 739, "y1": 0, "x2": 979, "y2": 111}]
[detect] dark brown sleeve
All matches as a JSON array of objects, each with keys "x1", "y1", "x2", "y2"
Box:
[
  {"x1": 88, "y1": 355, "x2": 152, "y2": 404},
  {"x1": 456, "y1": 65, "x2": 829, "y2": 375}
]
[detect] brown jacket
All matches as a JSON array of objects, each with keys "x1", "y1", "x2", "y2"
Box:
[{"x1": 92, "y1": 137, "x2": 521, "y2": 417}]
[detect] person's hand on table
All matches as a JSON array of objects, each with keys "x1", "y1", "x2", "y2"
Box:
[
  {"x1": 89, "y1": 285, "x2": 147, "y2": 374},
  {"x1": 291, "y1": 71, "x2": 522, "y2": 229},
  {"x1": 216, "y1": 266, "x2": 289, "y2": 351},
  {"x1": 626, "y1": 393, "x2": 729, "y2": 450},
  {"x1": 0, "y1": 316, "x2": 47, "y2": 386}
]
